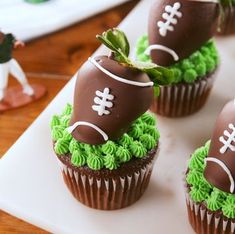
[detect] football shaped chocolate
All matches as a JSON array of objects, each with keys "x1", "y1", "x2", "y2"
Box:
[
  {"x1": 204, "y1": 100, "x2": 235, "y2": 194},
  {"x1": 147, "y1": 0, "x2": 220, "y2": 66},
  {"x1": 68, "y1": 56, "x2": 154, "y2": 145}
]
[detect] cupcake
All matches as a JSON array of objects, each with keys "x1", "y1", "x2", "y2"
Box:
[
  {"x1": 185, "y1": 100, "x2": 235, "y2": 234},
  {"x1": 135, "y1": 0, "x2": 220, "y2": 117},
  {"x1": 50, "y1": 29, "x2": 171, "y2": 210},
  {"x1": 218, "y1": 0, "x2": 235, "y2": 35}
]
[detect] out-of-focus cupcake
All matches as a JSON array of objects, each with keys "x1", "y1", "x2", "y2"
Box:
[
  {"x1": 135, "y1": 0, "x2": 220, "y2": 117},
  {"x1": 136, "y1": 37, "x2": 219, "y2": 117},
  {"x1": 185, "y1": 100, "x2": 235, "y2": 234},
  {"x1": 50, "y1": 29, "x2": 171, "y2": 210},
  {"x1": 218, "y1": 0, "x2": 235, "y2": 35}
]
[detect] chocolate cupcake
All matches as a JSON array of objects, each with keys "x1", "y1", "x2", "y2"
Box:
[
  {"x1": 50, "y1": 29, "x2": 171, "y2": 210},
  {"x1": 135, "y1": 0, "x2": 220, "y2": 117},
  {"x1": 218, "y1": 0, "x2": 235, "y2": 35},
  {"x1": 185, "y1": 100, "x2": 235, "y2": 234}
]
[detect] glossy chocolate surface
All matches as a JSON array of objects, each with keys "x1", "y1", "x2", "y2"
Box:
[
  {"x1": 204, "y1": 100, "x2": 235, "y2": 193},
  {"x1": 148, "y1": 0, "x2": 219, "y2": 66},
  {"x1": 70, "y1": 56, "x2": 154, "y2": 144}
]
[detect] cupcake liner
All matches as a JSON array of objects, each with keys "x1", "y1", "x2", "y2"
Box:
[
  {"x1": 185, "y1": 189, "x2": 235, "y2": 234},
  {"x1": 56, "y1": 155, "x2": 156, "y2": 210},
  {"x1": 218, "y1": 6, "x2": 235, "y2": 35},
  {"x1": 150, "y1": 72, "x2": 216, "y2": 117}
]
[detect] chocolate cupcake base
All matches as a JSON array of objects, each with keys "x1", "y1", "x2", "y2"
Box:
[
  {"x1": 56, "y1": 146, "x2": 158, "y2": 210},
  {"x1": 150, "y1": 72, "x2": 216, "y2": 118},
  {"x1": 185, "y1": 190, "x2": 235, "y2": 234},
  {"x1": 218, "y1": 6, "x2": 235, "y2": 35}
]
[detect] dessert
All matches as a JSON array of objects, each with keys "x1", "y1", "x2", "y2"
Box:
[
  {"x1": 185, "y1": 100, "x2": 235, "y2": 234},
  {"x1": 135, "y1": 0, "x2": 220, "y2": 117},
  {"x1": 218, "y1": 0, "x2": 235, "y2": 35},
  {"x1": 51, "y1": 29, "x2": 171, "y2": 210}
]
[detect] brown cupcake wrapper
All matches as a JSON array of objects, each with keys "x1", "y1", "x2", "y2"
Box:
[
  {"x1": 57, "y1": 158, "x2": 155, "y2": 210},
  {"x1": 150, "y1": 72, "x2": 216, "y2": 117},
  {"x1": 185, "y1": 191, "x2": 235, "y2": 234},
  {"x1": 218, "y1": 6, "x2": 235, "y2": 35}
]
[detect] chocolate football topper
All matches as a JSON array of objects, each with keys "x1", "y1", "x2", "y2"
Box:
[
  {"x1": 67, "y1": 29, "x2": 173, "y2": 145},
  {"x1": 204, "y1": 100, "x2": 235, "y2": 194},
  {"x1": 147, "y1": 0, "x2": 220, "y2": 66}
]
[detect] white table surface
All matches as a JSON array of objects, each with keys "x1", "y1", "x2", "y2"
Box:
[{"x1": 0, "y1": 0, "x2": 235, "y2": 233}]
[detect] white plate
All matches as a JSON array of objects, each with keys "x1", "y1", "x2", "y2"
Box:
[
  {"x1": 0, "y1": 0, "x2": 130, "y2": 41},
  {"x1": 1, "y1": 0, "x2": 235, "y2": 233}
]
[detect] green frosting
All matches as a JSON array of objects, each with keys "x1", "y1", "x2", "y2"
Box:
[
  {"x1": 50, "y1": 115, "x2": 60, "y2": 128},
  {"x1": 187, "y1": 141, "x2": 235, "y2": 219},
  {"x1": 206, "y1": 189, "x2": 226, "y2": 211},
  {"x1": 51, "y1": 126, "x2": 64, "y2": 141},
  {"x1": 62, "y1": 103, "x2": 73, "y2": 116},
  {"x1": 71, "y1": 150, "x2": 87, "y2": 167},
  {"x1": 69, "y1": 138, "x2": 80, "y2": 153},
  {"x1": 87, "y1": 154, "x2": 104, "y2": 170},
  {"x1": 141, "y1": 112, "x2": 156, "y2": 126},
  {"x1": 188, "y1": 146, "x2": 208, "y2": 171},
  {"x1": 102, "y1": 141, "x2": 117, "y2": 155},
  {"x1": 222, "y1": 196, "x2": 235, "y2": 218},
  {"x1": 60, "y1": 115, "x2": 70, "y2": 127},
  {"x1": 135, "y1": 35, "x2": 219, "y2": 86},
  {"x1": 104, "y1": 154, "x2": 119, "y2": 170},
  {"x1": 130, "y1": 141, "x2": 147, "y2": 158},
  {"x1": 116, "y1": 146, "x2": 132, "y2": 162},
  {"x1": 127, "y1": 124, "x2": 143, "y2": 139},
  {"x1": 63, "y1": 129, "x2": 73, "y2": 141},
  {"x1": 186, "y1": 169, "x2": 204, "y2": 186},
  {"x1": 51, "y1": 104, "x2": 160, "y2": 170},
  {"x1": 144, "y1": 125, "x2": 160, "y2": 141},
  {"x1": 190, "y1": 187, "x2": 209, "y2": 203},
  {"x1": 140, "y1": 134, "x2": 156, "y2": 150},
  {"x1": 54, "y1": 139, "x2": 69, "y2": 155},
  {"x1": 118, "y1": 133, "x2": 134, "y2": 146}
]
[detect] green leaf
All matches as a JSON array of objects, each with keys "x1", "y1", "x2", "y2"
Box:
[
  {"x1": 96, "y1": 34, "x2": 120, "y2": 54},
  {"x1": 105, "y1": 28, "x2": 130, "y2": 57},
  {"x1": 131, "y1": 60, "x2": 173, "y2": 85},
  {"x1": 131, "y1": 61, "x2": 157, "y2": 70},
  {"x1": 96, "y1": 28, "x2": 130, "y2": 64}
]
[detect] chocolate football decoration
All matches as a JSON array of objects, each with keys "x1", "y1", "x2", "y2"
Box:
[
  {"x1": 147, "y1": 0, "x2": 220, "y2": 66},
  {"x1": 68, "y1": 56, "x2": 154, "y2": 145},
  {"x1": 67, "y1": 28, "x2": 173, "y2": 145},
  {"x1": 204, "y1": 100, "x2": 235, "y2": 194}
]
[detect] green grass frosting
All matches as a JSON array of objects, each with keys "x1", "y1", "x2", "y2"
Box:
[
  {"x1": 135, "y1": 35, "x2": 219, "y2": 85},
  {"x1": 51, "y1": 104, "x2": 160, "y2": 170},
  {"x1": 186, "y1": 141, "x2": 235, "y2": 219}
]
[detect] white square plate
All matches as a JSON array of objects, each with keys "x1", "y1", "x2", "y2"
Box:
[
  {"x1": 1, "y1": 0, "x2": 235, "y2": 233},
  {"x1": 0, "y1": 0, "x2": 130, "y2": 41}
]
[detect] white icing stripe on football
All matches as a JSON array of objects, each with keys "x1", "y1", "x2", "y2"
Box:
[
  {"x1": 205, "y1": 157, "x2": 235, "y2": 193},
  {"x1": 189, "y1": 0, "x2": 219, "y2": 3},
  {"x1": 88, "y1": 57, "x2": 154, "y2": 87}
]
